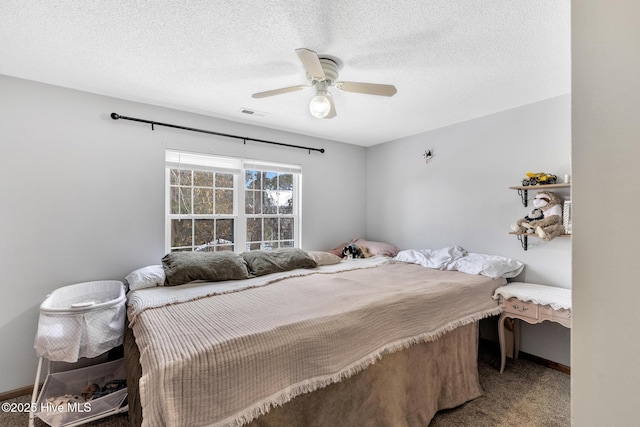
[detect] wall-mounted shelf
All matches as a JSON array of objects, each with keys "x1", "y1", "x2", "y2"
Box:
[
  {"x1": 509, "y1": 232, "x2": 571, "y2": 251},
  {"x1": 509, "y1": 183, "x2": 571, "y2": 250},
  {"x1": 509, "y1": 183, "x2": 570, "y2": 207}
]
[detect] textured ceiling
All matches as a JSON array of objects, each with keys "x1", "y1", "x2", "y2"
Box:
[{"x1": 0, "y1": 1, "x2": 570, "y2": 146}]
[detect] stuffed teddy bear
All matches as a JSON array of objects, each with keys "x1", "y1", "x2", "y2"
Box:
[{"x1": 511, "y1": 190, "x2": 565, "y2": 241}]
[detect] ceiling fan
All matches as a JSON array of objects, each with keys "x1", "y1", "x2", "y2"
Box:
[{"x1": 252, "y1": 48, "x2": 397, "y2": 119}]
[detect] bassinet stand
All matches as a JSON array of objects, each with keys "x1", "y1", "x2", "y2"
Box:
[{"x1": 29, "y1": 281, "x2": 128, "y2": 427}]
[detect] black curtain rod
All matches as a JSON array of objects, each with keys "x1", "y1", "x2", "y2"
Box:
[{"x1": 110, "y1": 112, "x2": 325, "y2": 154}]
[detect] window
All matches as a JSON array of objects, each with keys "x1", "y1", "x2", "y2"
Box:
[{"x1": 165, "y1": 150, "x2": 301, "y2": 253}]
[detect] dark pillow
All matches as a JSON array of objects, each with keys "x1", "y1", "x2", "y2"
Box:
[
  {"x1": 241, "y1": 248, "x2": 317, "y2": 277},
  {"x1": 161, "y1": 251, "x2": 250, "y2": 286}
]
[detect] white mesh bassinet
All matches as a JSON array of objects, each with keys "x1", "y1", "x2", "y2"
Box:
[{"x1": 34, "y1": 281, "x2": 126, "y2": 363}]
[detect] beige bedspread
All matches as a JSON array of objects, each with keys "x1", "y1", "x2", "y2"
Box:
[{"x1": 129, "y1": 262, "x2": 504, "y2": 427}]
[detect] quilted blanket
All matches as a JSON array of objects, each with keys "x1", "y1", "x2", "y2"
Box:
[{"x1": 129, "y1": 261, "x2": 504, "y2": 427}]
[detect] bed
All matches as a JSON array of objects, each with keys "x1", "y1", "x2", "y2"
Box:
[{"x1": 123, "y1": 247, "x2": 521, "y2": 427}]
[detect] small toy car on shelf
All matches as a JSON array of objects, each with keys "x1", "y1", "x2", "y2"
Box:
[{"x1": 521, "y1": 172, "x2": 558, "y2": 186}]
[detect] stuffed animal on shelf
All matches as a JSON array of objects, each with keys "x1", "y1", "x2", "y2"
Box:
[
  {"x1": 511, "y1": 190, "x2": 565, "y2": 241},
  {"x1": 341, "y1": 243, "x2": 370, "y2": 259}
]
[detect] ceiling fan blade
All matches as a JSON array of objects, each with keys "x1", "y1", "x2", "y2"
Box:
[
  {"x1": 295, "y1": 48, "x2": 326, "y2": 80},
  {"x1": 252, "y1": 85, "x2": 310, "y2": 98},
  {"x1": 335, "y1": 81, "x2": 397, "y2": 97}
]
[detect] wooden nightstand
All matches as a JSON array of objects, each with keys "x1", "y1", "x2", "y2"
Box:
[{"x1": 493, "y1": 282, "x2": 571, "y2": 373}]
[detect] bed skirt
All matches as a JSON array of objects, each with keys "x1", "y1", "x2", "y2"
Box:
[{"x1": 124, "y1": 321, "x2": 483, "y2": 427}]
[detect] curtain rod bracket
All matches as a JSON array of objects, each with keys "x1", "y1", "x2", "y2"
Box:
[{"x1": 110, "y1": 112, "x2": 325, "y2": 154}]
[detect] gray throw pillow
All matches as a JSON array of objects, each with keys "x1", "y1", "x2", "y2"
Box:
[
  {"x1": 241, "y1": 248, "x2": 317, "y2": 277},
  {"x1": 162, "y1": 251, "x2": 250, "y2": 286}
]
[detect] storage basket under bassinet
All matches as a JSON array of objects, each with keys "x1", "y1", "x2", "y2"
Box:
[{"x1": 30, "y1": 280, "x2": 128, "y2": 427}]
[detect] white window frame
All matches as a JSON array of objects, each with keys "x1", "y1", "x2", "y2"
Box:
[{"x1": 165, "y1": 150, "x2": 302, "y2": 253}]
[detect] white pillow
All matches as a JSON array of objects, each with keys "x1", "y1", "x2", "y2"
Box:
[
  {"x1": 306, "y1": 251, "x2": 343, "y2": 266},
  {"x1": 394, "y1": 246, "x2": 467, "y2": 269},
  {"x1": 448, "y1": 253, "x2": 525, "y2": 279},
  {"x1": 394, "y1": 247, "x2": 524, "y2": 279},
  {"x1": 125, "y1": 265, "x2": 166, "y2": 290}
]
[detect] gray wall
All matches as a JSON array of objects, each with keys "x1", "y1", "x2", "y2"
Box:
[
  {"x1": 366, "y1": 95, "x2": 572, "y2": 365},
  {"x1": 572, "y1": 1, "x2": 640, "y2": 425},
  {"x1": 0, "y1": 75, "x2": 367, "y2": 393}
]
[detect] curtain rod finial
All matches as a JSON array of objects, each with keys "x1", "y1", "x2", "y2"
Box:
[{"x1": 110, "y1": 113, "x2": 120, "y2": 120}]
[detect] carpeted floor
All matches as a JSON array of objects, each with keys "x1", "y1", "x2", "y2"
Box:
[
  {"x1": 2, "y1": 341, "x2": 569, "y2": 427},
  {"x1": 429, "y1": 341, "x2": 570, "y2": 426}
]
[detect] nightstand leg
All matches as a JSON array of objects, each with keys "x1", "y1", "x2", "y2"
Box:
[
  {"x1": 498, "y1": 313, "x2": 507, "y2": 373},
  {"x1": 513, "y1": 318, "x2": 521, "y2": 360}
]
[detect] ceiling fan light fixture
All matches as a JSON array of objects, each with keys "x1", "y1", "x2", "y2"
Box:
[
  {"x1": 251, "y1": 48, "x2": 395, "y2": 119},
  {"x1": 309, "y1": 91, "x2": 332, "y2": 118}
]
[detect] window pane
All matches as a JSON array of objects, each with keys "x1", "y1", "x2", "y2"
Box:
[
  {"x1": 278, "y1": 191, "x2": 293, "y2": 214},
  {"x1": 263, "y1": 191, "x2": 277, "y2": 214},
  {"x1": 215, "y1": 189, "x2": 233, "y2": 214},
  {"x1": 216, "y1": 219, "x2": 234, "y2": 243},
  {"x1": 264, "y1": 171, "x2": 277, "y2": 190},
  {"x1": 193, "y1": 171, "x2": 213, "y2": 187},
  {"x1": 264, "y1": 218, "x2": 278, "y2": 242},
  {"x1": 193, "y1": 188, "x2": 214, "y2": 214},
  {"x1": 245, "y1": 190, "x2": 262, "y2": 214},
  {"x1": 281, "y1": 217, "x2": 293, "y2": 240},
  {"x1": 194, "y1": 219, "x2": 215, "y2": 247},
  {"x1": 246, "y1": 218, "x2": 262, "y2": 242},
  {"x1": 280, "y1": 241, "x2": 294, "y2": 248},
  {"x1": 216, "y1": 173, "x2": 233, "y2": 188},
  {"x1": 244, "y1": 191, "x2": 252, "y2": 214},
  {"x1": 171, "y1": 219, "x2": 192, "y2": 248},
  {"x1": 278, "y1": 173, "x2": 293, "y2": 190},
  {"x1": 245, "y1": 170, "x2": 261, "y2": 189},
  {"x1": 170, "y1": 169, "x2": 192, "y2": 186},
  {"x1": 171, "y1": 187, "x2": 192, "y2": 214}
]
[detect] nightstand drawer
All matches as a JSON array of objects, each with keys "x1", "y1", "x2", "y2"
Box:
[
  {"x1": 540, "y1": 305, "x2": 572, "y2": 324},
  {"x1": 503, "y1": 298, "x2": 538, "y2": 320}
]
